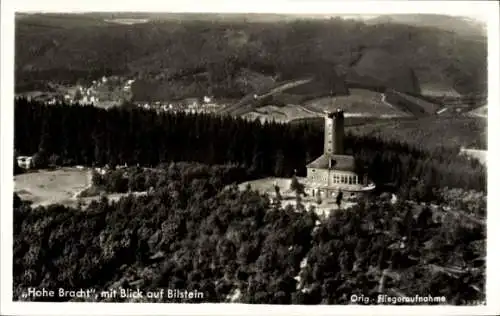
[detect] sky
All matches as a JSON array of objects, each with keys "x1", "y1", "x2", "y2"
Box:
[{"x1": 7, "y1": 0, "x2": 493, "y2": 25}]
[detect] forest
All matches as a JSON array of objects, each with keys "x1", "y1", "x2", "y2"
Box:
[
  {"x1": 14, "y1": 99, "x2": 486, "y2": 202},
  {"x1": 13, "y1": 160, "x2": 486, "y2": 304}
]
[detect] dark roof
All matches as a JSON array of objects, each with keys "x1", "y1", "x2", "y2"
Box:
[{"x1": 306, "y1": 154, "x2": 356, "y2": 172}]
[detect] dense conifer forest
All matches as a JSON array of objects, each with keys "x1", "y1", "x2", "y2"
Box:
[{"x1": 15, "y1": 99, "x2": 486, "y2": 200}]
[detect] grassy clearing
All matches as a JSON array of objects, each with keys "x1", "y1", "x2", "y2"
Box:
[
  {"x1": 14, "y1": 167, "x2": 150, "y2": 209},
  {"x1": 14, "y1": 167, "x2": 92, "y2": 207}
]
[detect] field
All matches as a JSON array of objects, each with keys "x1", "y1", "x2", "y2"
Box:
[
  {"x1": 14, "y1": 167, "x2": 147, "y2": 208},
  {"x1": 242, "y1": 105, "x2": 319, "y2": 123},
  {"x1": 240, "y1": 88, "x2": 414, "y2": 123},
  {"x1": 14, "y1": 168, "x2": 92, "y2": 207}
]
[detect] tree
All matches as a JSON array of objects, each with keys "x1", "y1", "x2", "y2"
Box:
[
  {"x1": 49, "y1": 153, "x2": 61, "y2": 167},
  {"x1": 336, "y1": 190, "x2": 343, "y2": 209},
  {"x1": 274, "y1": 184, "x2": 282, "y2": 201},
  {"x1": 316, "y1": 191, "x2": 323, "y2": 205},
  {"x1": 274, "y1": 150, "x2": 285, "y2": 177},
  {"x1": 290, "y1": 175, "x2": 306, "y2": 197},
  {"x1": 32, "y1": 151, "x2": 48, "y2": 169}
]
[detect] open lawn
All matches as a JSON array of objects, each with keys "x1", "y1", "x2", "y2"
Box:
[
  {"x1": 15, "y1": 167, "x2": 92, "y2": 207},
  {"x1": 14, "y1": 167, "x2": 148, "y2": 208}
]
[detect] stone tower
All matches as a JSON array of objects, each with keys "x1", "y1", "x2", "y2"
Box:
[{"x1": 324, "y1": 109, "x2": 345, "y2": 155}]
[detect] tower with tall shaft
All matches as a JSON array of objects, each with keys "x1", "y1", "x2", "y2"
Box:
[
  {"x1": 324, "y1": 109, "x2": 345, "y2": 155},
  {"x1": 305, "y1": 108, "x2": 374, "y2": 198}
]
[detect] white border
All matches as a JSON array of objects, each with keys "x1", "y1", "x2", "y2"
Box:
[{"x1": 1, "y1": 1, "x2": 499, "y2": 315}]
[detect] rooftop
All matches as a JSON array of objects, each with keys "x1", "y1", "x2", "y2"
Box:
[{"x1": 306, "y1": 153, "x2": 356, "y2": 172}]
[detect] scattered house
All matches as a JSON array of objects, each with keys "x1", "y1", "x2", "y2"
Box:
[
  {"x1": 17, "y1": 156, "x2": 33, "y2": 169},
  {"x1": 203, "y1": 95, "x2": 213, "y2": 103}
]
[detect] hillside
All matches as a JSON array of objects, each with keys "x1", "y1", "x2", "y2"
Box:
[
  {"x1": 218, "y1": 73, "x2": 348, "y2": 116},
  {"x1": 347, "y1": 116, "x2": 487, "y2": 151},
  {"x1": 347, "y1": 48, "x2": 421, "y2": 94},
  {"x1": 384, "y1": 90, "x2": 441, "y2": 116},
  {"x1": 15, "y1": 13, "x2": 487, "y2": 98}
]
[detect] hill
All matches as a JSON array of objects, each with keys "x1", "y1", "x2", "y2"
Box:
[
  {"x1": 15, "y1": 14, "x2": 487, "y2": 98},
  {"x1": 12, "y1": 100, "x2": 487, "y2": 304}
]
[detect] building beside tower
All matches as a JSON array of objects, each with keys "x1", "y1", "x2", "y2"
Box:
[{"x1": 303, "y1": 109, "x2": 375, "y2": 198}]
